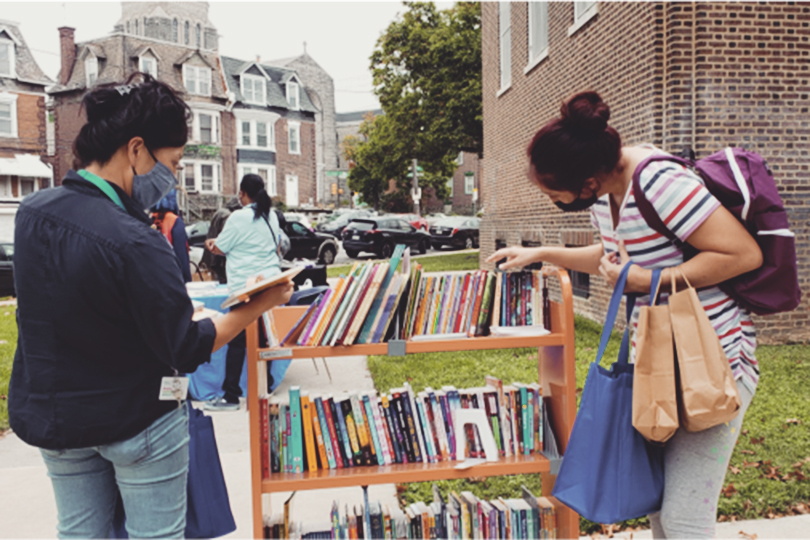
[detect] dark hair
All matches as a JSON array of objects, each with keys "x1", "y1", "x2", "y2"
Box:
[
  {"x1": 73, "y1": 73, "x2": 190, "y2": 168},
  {"x1": 526, "y1": 91, "x2": 622, "y2": 194},
  {"x1": 240, "y1": 174, "x2": 272, "y2": 221}
]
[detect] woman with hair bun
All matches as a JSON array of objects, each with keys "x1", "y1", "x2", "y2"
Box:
[
  {"x1": 488, "y1": 91, "x2": 763, "y2": 538},
  {"x1": 204, "y1": 173, "x2": 283, "y2": 410},
  {"x1": 8, "y1": 74, "x2": 293, "y2": 538}
]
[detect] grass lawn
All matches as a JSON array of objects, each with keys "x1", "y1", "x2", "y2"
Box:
[
  {"x1": 327, "y1": 250, "x2": 480, "y2": 279},
  {"x1": 367, "y1": 316, "x2": 810, "y2": 534},
  {"x1": 0, "y1": 306, "x2": 16, "y2": 432}
]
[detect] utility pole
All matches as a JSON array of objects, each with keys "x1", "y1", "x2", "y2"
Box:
[{"x1": 411, "y1": 158, "x2": 421, "y2": 216}]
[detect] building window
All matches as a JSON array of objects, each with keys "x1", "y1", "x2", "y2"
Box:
[
  {"x1": 0, "y1": 95, "x2": 16, "y2": 137},
  {"x1": 196, "y1": 24, "x2": 201, "y2": 48},
  {"x1": 256, "y1": 122, "x2": 268, "y2": 147},
  {"x1": 527, "y1": 2, "x2": 549, "y2": 71},
  {"x1": 85, "y1": 56, "x2": 98, "y2": 86},
  {"x1": 143, "y1": 18, "x2": 147, "y2": 35},
  {"x1": 184, "y1": 163, "x2": 196, "y2": 192},
  {"x1": 288, "y1": 122, "x2": 300, "y2": 154},
  {"x1": 241, "y1": 121, "x2": 251, "y2": 146},
  {"x1": 240, "y1": 165, "x2": 277, "y2": 196},
  {"x1": 0, "y1": 175, "x2": 11, "y2": 197},
  {"x1": 464, "y1": 175, "x2": 474, "y2": 195},
  {"x1": 446, "y1": 177, "x2": 453, "y2": 198},
  {"x1": 569, "y1": 1, "x2": 598, "y2": 36},
  {"x1": 199, "y1": 114, "x2": 213, "y2": 143},
  {"x1": 0, "y1": 38, "x2": 14, "y2": 77},
  {"x1": 201, "y1": 164, "x2": 213, "y2": 191},
  {"x1": 499, "y1": 2, "x2": 511, "y2": 92},
  {"x1": 139, "y1": 56, "x2": 157, "y2": 77},
  {"x1": 192, "y1": 111, "x2": 218, "y2": 144},
  {"x1": 126, "y1": 21, "x2": 130, "y2": 34},
  {"x1": 241, "y1": 74, "x2": 266, "y2": 105},
  {"x1": 135, "y1": 19, "x2": 139, "y2": 35},
  {"x1": 172, "y1": 19, "x2": 178, "y2": 42},
  {"x1": 184, "y1": 21, "x2": 189, "y2": 45},
  {"x1": 20, "y1": 178, "x2": 36, "y2": 197},
  {"x1": 183, "y1": 65, "x2": 211, "y2": 96},
  {"x1": 287, "y1": 81, "x2": 299, "y2": 110}
]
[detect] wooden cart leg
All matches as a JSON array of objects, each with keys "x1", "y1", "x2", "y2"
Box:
[{"x1": 247, "y1": 321, "x2": 265, "y2": 539}]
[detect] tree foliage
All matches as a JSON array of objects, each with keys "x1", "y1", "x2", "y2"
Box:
[{"x1": 344, "y1": 2, "x2": 482, "y2": 211}]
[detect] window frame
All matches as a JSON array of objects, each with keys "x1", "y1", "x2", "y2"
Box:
[
  {"x1": 239, "y1": 164, "x2": 277, "y2": 196},
  {"x1": 172, "y1": 19, "x2": 178, "y2": 42},
  {"x1": 498, "y1": 2, "x2": 512, "y2": 96},
  {"x1": 569, "y1": 1, "x2": 599, "y2": 36},
  {"x1": 184, "y1": 21, "x2": 190, "y2": 45},
  {"x1": 287, "y1": 81, "x2": 300, "y2": 110},
  {"x1": 139, "y1": 55, "x2": 157, "y2": 77},
  {"x1": 241, "y1": 74, "x2": 267, "y2": 106},
  {"x1": 183, "y1": 65, "x2": 212, "y2": 97},
  {"x1": 237, "y1": 118, "x2": 275, "y2": 151},
  {"x1": 184, "y1": 160, "x2": 221, "y2": 194},
  {"x1": 288, "y1": 121, "x2": 301, "y2": 155},
  {"x1": 196, "y1": 23, "x2": 201, "y2": 48},
  {"x1": 464, "y1": 175, "x2": 475, "y2": 195},
  {"x1": 525, "y1": 2, "x2": 550, "y2": 74},
  {"x1": 191, "y1": 110, "x2": 219, "y2": 145},
  {"x1": 0, "y1": 37, "x2": 15, "y2": 78},
  {"x1": 85, "y1": 55, "x2": 98, "y2": 87},
  {"x1": 0, "y1": 93, "x2": 17, "y2": 138}
]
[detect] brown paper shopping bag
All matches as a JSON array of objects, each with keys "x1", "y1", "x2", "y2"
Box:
[
  {"x1": 632, "y1": 270, "x2": 679, "y2": 443},
  {"x1": 669, "y1": 268, "x2": 741, "y2": 432}
]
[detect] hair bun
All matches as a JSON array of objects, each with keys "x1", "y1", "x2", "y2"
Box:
[
  {"x1": 82, "y1": 88, "x2": 125, "y2": 123},
  {"x1": 560, "y1": 91, "x2": 610, "y2": 136}
]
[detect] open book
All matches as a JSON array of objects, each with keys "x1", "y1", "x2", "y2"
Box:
[{"x1": 220, "y1": 265, "x2": 304, "y2": 309}]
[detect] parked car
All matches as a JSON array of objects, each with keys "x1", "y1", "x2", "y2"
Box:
[
  {"x1": 284, "y1": 212, "x2": 314, "y2": 231},
  {"x1": 316, "y1": 209, "x2": 373, "y2": 238},
  {"x1": 429, "y1": 216, "x2": 480, "y2": 250},
  {"x1": 342, "y1": 217, "x2": 431, "y2": 259},
  {"x1": 425, "y1": 212, "x2": 447, "y2": 226},
  {"x1": 185, "y1": 220, "x2": 210, "y2": 248},
  {"x1": 284, "y1": 221, "x2": 339, "y2": 265},
  {"x1": 0, "y1": 242, "x2": 14, "y2": 297},
  {"x1": 394, "y1": 213, "x2": 429, "y2": 231}
]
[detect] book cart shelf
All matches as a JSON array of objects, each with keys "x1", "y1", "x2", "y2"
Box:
[{"x1": 245, "y1": 268, "x2": 579, "y2": 539}]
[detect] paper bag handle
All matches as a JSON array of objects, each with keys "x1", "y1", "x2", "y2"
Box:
[
  {"x1": 670, "y1": 266, "x2": 693, "y2": 295},
  {"x1": 650, "y1": 269, "x2": 663, "y2": 304}
]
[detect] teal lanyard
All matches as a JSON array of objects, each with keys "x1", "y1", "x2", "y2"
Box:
[{"x1": 77, "y1": 169, "x2": 125, "y2": 210}]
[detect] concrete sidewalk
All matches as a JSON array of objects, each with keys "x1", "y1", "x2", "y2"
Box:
[{"x1": 1, "y1": 352, "x2": 808, "y2": 538}]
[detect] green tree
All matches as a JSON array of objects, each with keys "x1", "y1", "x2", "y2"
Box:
[{"x1": 345, "y1": 2, "x2": 482, "y2": 210}]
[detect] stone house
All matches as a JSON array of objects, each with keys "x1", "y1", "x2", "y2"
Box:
[
  {"x1": 480, "y1": 1, "x2": 809, "y2": 343},
  {"x1": 221, "y1": 56, "x2": 318, "y2": 209},
  {"x1": 0, "y1": 18, "x2": 53, "y2": 209}
]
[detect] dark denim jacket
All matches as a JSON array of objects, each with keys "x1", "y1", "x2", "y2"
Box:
[{"x1": 8, "y1": 170, "x2": 216, "y2": 449}]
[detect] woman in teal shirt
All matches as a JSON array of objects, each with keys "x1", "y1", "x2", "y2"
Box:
[{"x1": 204, "y1": 174, "x2": 283, "y2": 409}]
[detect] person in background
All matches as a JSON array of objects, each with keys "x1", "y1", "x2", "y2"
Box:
[
  {"x1": 204, "y1": 174, "x2": 283, "y2": 411},
  {"x1": 151, "y1": 189, "x2": 192, "y2": 283},
  {"x1": 487, "y1": 91, "x2": 762, "y2": 539},
  {"x1": 7, "y1": 74, "x2": 294, "y2": 539},
  {"x1": 201, "y1": 196, "x2": 241, "y2": 283}
]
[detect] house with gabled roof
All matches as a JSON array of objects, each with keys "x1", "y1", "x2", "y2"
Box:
[
  {"x1": 221, "y1": 55, "x2": 318, "y2": 209},
  {"x1": 0, "y1": 18, "x2": 53, "y2": 213}
]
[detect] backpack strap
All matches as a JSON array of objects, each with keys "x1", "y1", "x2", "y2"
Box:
[
  {"x1": 631, "y1": 154, "x2": 692, "y2": 250},
  {"x1": 261, "y1": 213, "x2": 281, "y2": 254}
]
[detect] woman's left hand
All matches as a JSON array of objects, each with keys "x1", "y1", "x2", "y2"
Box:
[{"x1": 598, "y1": 240, "x2": 631, "y2": 288}]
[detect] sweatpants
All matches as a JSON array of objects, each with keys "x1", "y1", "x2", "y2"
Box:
[{"x1": 648, "y1": 380, "x2": 756, "y2": 538}]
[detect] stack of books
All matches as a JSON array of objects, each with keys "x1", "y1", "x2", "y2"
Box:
[
  {"x1": 263, "y1": 484, "x2": 557, "y2": 539},
  {"x1": 274, "y1": 244, "x2": 549, "y2": 347},
  {"x1": 257, "y1": 376, "x2": 558, "y2": 477}
]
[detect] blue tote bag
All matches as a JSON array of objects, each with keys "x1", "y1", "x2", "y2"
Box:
[
  {"x1": 552, "y1": 263, "x2": 665, "y2": 524},
  {"x1": 112, "y1": 402, "x2": 237, "y2": 538}
]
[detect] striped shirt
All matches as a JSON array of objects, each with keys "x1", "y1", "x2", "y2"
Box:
[{"x1": 590, "y1": 151, "x2": 759, "y2": 393}]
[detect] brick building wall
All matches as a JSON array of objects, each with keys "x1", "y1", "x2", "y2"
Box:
[
  {"x1": 50, "y1": 96, "x2": 84, "y2": 182},
  {"x1": 481, "y1": 1, "x2": 809, "y2": 343},
  {"x1": 0, "y1": 93, "x2": 47, "y2": 158},
  {"x1": 274, "y1": 117, "x2": 317, "y2": 208}
]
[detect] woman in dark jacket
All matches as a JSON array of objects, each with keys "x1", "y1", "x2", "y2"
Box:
[{"x1": 7, "y1": 74, "x2": 293, "y2": 538}]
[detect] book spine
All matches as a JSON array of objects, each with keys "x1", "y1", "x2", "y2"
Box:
[
  {"x1": 340, "y1": 399, "x2": 363, "y2": 466},
  {"x1": 281, "y1": 405, "x2": 289, "y2": 473},
  {"x1": 358, "y1": 247, "x2": 403, "y2": 343},
  {"x1": 380, "y1": 395, "x2": 403, "y2": 464},
  {"x1": 404, "y1": 383, "x2": 428, "y2": 463},
  {"x1": 483, "y1": 391, "x2": 503, "y2": 457},
  {"x1": 439, "y1": 393, "x2": 456, "y2": 460},
  {"x1": 476, "y1": 273, "x2": 496, "y2": 336},
  {"x1": 543, "y1": 274, "x2": 551, "y2": 330},
  {"x1": 519, "y1": 386, "x2": 530, "y2": 455},
  {"x1": 391, "y1": 393, "x2": 413, "y2": 463},
  {"x1": 314, "y1": 397, "x2": 337, "y2": 469},
  {"x1": 333, "y1": 399, "x2": 354, "y2": 468},
  {"x1": 349, "y1": 393, "x2": 374, "y2": 466},
  {"x1": 415, "y1": 397, "x2": 436, "y2": 463},
  {"x1": 399, "y1": 390, "x2": 423, "y2": 463},
  {"x1": 288, "y1": 387, "x2": 304, "y2": 474},
  {"x1": 300, "y1": 396, "x2": 318, "y2": 473},
  {"x1": 370, "y1": 393, "x2": 393, "y2": 465},
  {"x1": 269, "y1": 404, "x2": 281, "y2": 474},
  {"x1": 362, "y1": 394, "x2": 385, "y2": 465},
  {"x1": 260, "y1": 397, "x2": 270, "y2": 479},
  {"x1": 310, "y1": 398, "x2": 328, "y2": 470},
  {"x1": 532, "y1": 386, "x2": 542, "y2": 453},
  {"x1": 323, "y1": 397, "x2": 346, "y2": 468},
  {"x1": 377, "y1": 398, "x2": 397, "y2": 465},
  {"x1": 428, "y1": 391, "x2": 449, "y2": 461},
  {"x1": 423, "y1": 393, "x2": 443, "y2": 462}
]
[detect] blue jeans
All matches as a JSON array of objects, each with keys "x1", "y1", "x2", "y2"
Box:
[{"x1": 40, "y1": 405, "x2": 190, "y2": 539}]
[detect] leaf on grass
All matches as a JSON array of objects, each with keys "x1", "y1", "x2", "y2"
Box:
[
  {"x1": 794, "y1": 503, "x2": 808, "y2": 515},
  {"x1": 729, "y1": 466, "x2": 741, "y2": 475},
  {"x1": 738, "y1": 531, "x2": 758, "y2": 540},
  {"x1": 742, "y1": 429, "x2": 749, "y2": 435},
  {"x1": 741, "y1": 449, "x2": 756, "y2": 455},
  {"x1": 750, "y1": 436, "x2": 765, "y2": 445},
  {"x1": 763, "y1": 465, "x2": 782, "y2": 480},
  {"x1": 722, "y1": 483, "x2": 738, "y2": 497},
  {"x1": 743, "y1": 459, "x2": 760, "y2": 468}
]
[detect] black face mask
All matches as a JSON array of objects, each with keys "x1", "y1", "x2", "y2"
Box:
[{"x1": 555, "y1": 193, "x2": 599, "y2": 212}]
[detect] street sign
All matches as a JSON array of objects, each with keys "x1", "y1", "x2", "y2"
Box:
[
  {"x1": 472, "y1": 187, "x2": 479, "y2": 202},
  {"x1": 411, "y1": 187, "x2": 422, "y2": 202},
  {"x1": 326, "y1": 170, "x2": 348, "y2": 179}
]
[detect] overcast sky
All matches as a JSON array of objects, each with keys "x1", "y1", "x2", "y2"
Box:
[{"x1": 2, "y1": 1, "x2": 450, "y2": 113}]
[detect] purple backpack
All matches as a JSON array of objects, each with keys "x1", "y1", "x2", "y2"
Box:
[{"x1": 633, "y1": 147, "x2": 801, "y2": 316}]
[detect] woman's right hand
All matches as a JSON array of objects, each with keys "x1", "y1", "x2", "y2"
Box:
[
  {"x1": 253, "y1": 280, "x2": 295, "y2": 310},
  {"x1": 485, "y1": 246, "x2": 541, "y2": 270},
  {"x1": 204, "y1": 238, "x2": 217, "y2": 252}
]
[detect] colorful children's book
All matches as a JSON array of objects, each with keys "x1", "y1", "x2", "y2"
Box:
[
  {"x1": 323, "y1": 395, "x2": 345, "y2": 468},
  {"x1": 288, "y1": 386, "x2": 304, "y2": 473},
  {"x1": 300, "y1": 392, "x2": 318, "y2": 472},
  {"x1": 314, "y1": 396, "x2": 337, "y2": 469},
  {"x1": 280, "y1": 295, "x2": 323, "y2": 346},
  {"x1": 309, "y1": 397, "x2": 329, "y2": 469},
  {"x1": 344, "y1": 263, "x2": 388, "y2": 345},
  {"x1": 357, "y1": 244, "x2": 406, "y2": 343},
  {"x1": 370, "y1": 273, "x2": 403, "y2": 343},
  {"x1": 298, "y1": 288, "x2": 332, "y2": 345},
  {"x1": 349, "y1": 393, "x2": 375, "y2": 466},
  {"x1": 362, "y1": 392, "x2": 385, "y2": 465}
]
